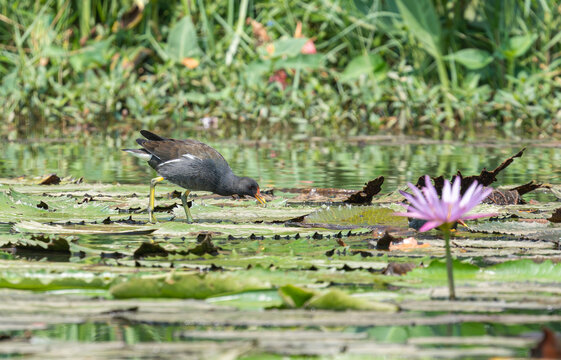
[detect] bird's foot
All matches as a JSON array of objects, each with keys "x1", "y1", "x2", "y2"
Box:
[
  {"x1": 183, "y1": 209, "x2": 194, "y2": 223},
  {"x1": 181, "y1": 190, "x2": 194, "y2": 223}
]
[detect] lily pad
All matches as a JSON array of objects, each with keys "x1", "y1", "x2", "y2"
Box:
[{"x1": 304, "y1": 206, "x2": 407, "y2": 227}]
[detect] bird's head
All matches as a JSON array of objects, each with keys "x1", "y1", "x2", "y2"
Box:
[{"x1": 236, "y1": 177, "x2": 266, "y2": 205}]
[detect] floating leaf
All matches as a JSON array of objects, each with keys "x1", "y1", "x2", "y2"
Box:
[
  {"x1": 467, "y1": 220, "x2": 550, "y2": 236},
  {"x1": 110, "y1": 272, "x2": 268, "y2": 299},
  {"x1": 404, "y1": 259, "x2": 561, "y2": 284},
  {"x1": 279, "y1": 284, "x2": 315, "y2": 308},
  {"x1": 307, "y1": 289, "x2": 398, "y2": 312},
  {"x1": 0, "y1": 270, "x2": 115, "y2": 291},
  {"x1": 305, "y1": 206, "x2": 407, "y2": 227},
  {"x1": 279, "y1": 285, "x2": 398, "y2": 312}
]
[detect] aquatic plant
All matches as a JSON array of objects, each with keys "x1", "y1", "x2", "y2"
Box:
[
  {"x1": 396, "y1": 176, "x2": 494, "y2": 299},
  {"x1": 1, "y1": 0, "x2": 560, "y2": 138}
]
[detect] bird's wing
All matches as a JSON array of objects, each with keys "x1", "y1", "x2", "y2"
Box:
[{"x1": 138, "y1": 138, "x2": 228, "y2": 165}]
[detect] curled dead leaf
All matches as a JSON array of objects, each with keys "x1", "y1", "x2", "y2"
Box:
[
  {"x1": 39, "y1": 174, "x2": 61, "y2": 185},
  {"x1": 530, "y1": 328, "x2": 561, "y2": 359},
  {"x1": 548, "y1": 208, "x2": 561, "y2": 223},
  {"x1": 417, "y1": 148, "x2": 525, "y2": 195},
  {"x1": 344, "y1": 176, "x2": 384, "y2": 205},
  {"x1": 382, "y1": 262, "x2": 418, "y2": 276}
]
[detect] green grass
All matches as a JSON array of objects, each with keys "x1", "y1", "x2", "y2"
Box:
[{"x1": 1, "y1": 0, "x2": 560, "y2": 139}]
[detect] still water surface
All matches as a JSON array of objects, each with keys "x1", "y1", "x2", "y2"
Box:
[
  {"x1": 1, "y1": 136, "x2": 560, "y2": 355},
  {"x1": 1, "y1": 136, "x2": 560, "y2": 190}
]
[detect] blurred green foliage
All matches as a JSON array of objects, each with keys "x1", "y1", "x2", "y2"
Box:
[{"x1": 1, "y1": 0, "x2": 560, "y2": 139}]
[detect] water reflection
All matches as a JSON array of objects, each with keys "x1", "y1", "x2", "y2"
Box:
[
  {"x1": 5, "y1": 320, "x2": 556, "y2": 357},
  {"x1": 1, "y1": 137, "x2": 560, "y2": 191}
]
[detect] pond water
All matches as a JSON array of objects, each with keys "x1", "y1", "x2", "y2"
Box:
[
  {"x1": 1, "y1": 135, "x2": 561, "y2": 359},
  {"x1": 1, "y1": 135, "x2": 560, "y2": 191},
  {"x1": 5, "y1": 320, "x2": 556, "y2": 358}
]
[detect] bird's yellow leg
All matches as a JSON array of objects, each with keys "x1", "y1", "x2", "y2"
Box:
[
  {"x1": 148, "y1": 176, "x2": 164, "y2": 223},
  {"x1": 180, "y1": 190, "x2": 193, "y2": 223}
]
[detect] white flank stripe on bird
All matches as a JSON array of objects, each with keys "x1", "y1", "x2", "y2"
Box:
[
  {"x1": 158, "y1": 159, "x2": 182, "y2": 167},
  {"x1": 182, "y1": 154, "x2": 203, "y2": 161}
]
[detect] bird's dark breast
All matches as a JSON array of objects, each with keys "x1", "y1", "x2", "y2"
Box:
[{"x1": 155, "y1": 158, "x2": 227, "y2": 193}]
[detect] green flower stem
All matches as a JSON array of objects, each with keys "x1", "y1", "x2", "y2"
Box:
[{"x1": 441, "y1": 223, "x2": 456, "y2": 300}]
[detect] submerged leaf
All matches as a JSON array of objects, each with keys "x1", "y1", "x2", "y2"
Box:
[
  {"x1": 307, "y1": 289, "x2": 398, "y2": 312},
  {"x1": 404, "y1": 259, "x2": 561, "y2": 284},
  {"x1": 280, "y1": 284, "x2": 397, "y2": 311},
  {"x1": 110, "y1": 272, "x2": 268, "y2": 299},
  {"x1": 279, "y1": 284, "x2": 315, "y2": 308}
]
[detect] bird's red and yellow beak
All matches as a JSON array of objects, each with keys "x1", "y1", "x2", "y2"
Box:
[{"x1": 255, "y1": 188, "x2": 267, "y2": 205}]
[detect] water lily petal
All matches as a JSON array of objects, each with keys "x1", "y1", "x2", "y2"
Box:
[
  {"x1": 419, "y1": 220, "x2": 443, "y2": 232},
  {"x1": 399, "y1": 190, "x2": 427, "y2": 213},
  {"x1": 459, "y1": 180, "x2": 478, "y2": 208},
  {"x1": 394, "y1": 211, "x2": 433, "y2": 220},
  {"x1": 442, "y1": 179, "x2": 452, "y2": 203},
  {"x1": 450, "y1": 176, "x2": 461, "y2": 203}
]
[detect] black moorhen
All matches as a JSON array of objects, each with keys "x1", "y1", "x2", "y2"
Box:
[{"x1": 123, "y1": 130, "x2": 266, "y2": 223}]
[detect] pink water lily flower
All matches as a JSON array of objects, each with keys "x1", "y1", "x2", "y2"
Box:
[{"x1": 396, "y1": 175, "x2": 494, "y2": 232}]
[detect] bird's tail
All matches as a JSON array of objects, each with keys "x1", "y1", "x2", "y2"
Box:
[
  {"x1": 140, "y1": 130, "x2": 166, "y2": 141},
  {"x1": 122, "y1": 148, "x2": 152, "y2": 161}
]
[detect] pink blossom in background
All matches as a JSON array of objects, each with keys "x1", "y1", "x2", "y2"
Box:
[{"x1": 301, "y1": 39, "x2": 317, "y2": 54}]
